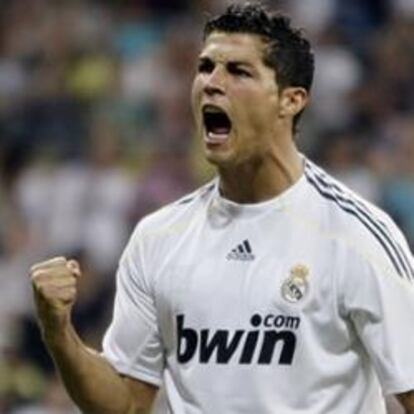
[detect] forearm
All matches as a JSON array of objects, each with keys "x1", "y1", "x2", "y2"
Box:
[{"x1": 43, "y1": 324, "x2": 149, "y2": 414}]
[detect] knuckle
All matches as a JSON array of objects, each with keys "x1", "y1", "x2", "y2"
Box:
[
  {"x1": 31, "y1": 269, "x2": 47, "y2": 280},
  {"x1": 30, "y1": 256, "x2": 67, "y2": 272},
  {"x1": 50, "y1": 256, "x2": 68, "y2": 267},
  {"x1": 32, "y1": 268, "x2": 70, "y2": 282}
]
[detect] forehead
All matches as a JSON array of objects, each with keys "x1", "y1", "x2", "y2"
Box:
[{"x1": 200, "y1": 32, "x2": 266, "y2": 63}]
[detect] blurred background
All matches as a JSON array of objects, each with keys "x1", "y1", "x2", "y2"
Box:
[{"x1": 0, "y1": 0, "x2": 413, "y2": 412}]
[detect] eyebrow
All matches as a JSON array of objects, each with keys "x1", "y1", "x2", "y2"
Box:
[{"x1": 198, "y1": 56, "x2": 254, "y2": 68}]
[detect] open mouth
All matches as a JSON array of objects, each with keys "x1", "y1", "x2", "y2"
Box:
[{"x1": 202, "y1": 105, "x2": 232, "y2": 143}]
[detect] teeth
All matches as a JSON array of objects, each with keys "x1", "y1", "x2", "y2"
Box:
[{"x1": 206, "y1": 132, "x2": 229, "y2": 143}]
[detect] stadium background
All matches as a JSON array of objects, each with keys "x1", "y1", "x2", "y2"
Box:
[{"x1": 0, "y1": 0, "x2": 413, "y2": 412}]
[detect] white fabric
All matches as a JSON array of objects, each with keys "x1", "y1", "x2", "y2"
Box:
[{"x1": 103, "y1": 159, "x2": 414, "y2": 414}]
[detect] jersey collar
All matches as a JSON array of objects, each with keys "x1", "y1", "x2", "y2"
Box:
[{"x1": 209, "y1": 171, "x2": 307, "y2": 220}]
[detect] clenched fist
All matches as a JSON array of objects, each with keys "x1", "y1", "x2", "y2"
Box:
[{"x1": 30, "y1": 257, "x2": 81, "y2": 340}]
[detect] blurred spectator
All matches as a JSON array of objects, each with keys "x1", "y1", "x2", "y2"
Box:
[
  {"x1": 0, "y1": 348, "x2": 46, "y2": 412},
  {"x1": 319, "y1": 131, "x2": 381, "y2": 203},
  {"x1": 381, "y1": 117, "x2": 414, "y2": 248},
  {"x1": 0, "y1": 214, "x2": 38, "y2": 354},
  {"x1": 287, "y1": 0, "x2": 336, "y2": 37},
  {"x1": 113, "y1": 4, "x2": 163, "y2": 61},
  {"x1": 129, "y1": 147, "x2": 196, "y2": 224},
  {"x1": 312, "y1": 26, "x2": 363, "y2": 130},
  {"x1": 9, "y1": 376, "x2": 78, "y2": 414},
  {"x1": 14, "y1": 117, "x2": 135, "y2": 275},
  {"x1": 335, "y1": 0, "x2": 392, "y2": 48},
  {"x1": 394, "y1": 0, "x2": 414, "y2": 15}
]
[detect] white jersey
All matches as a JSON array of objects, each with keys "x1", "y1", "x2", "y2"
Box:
[{"x1": 102, "y1": 159, "x2": 414, "y2": 414}]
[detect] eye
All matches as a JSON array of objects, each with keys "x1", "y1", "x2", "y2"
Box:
[
  {"x1": 198, "y1": 58, "x2": 214, "y2": 74},
  {"x1": 228, "y1": 64, "x2": 252, "y2": 78}
]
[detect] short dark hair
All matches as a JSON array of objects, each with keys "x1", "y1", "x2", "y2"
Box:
[{"x1": 203, "y1": 2, "x2": 314, "y2": 131}]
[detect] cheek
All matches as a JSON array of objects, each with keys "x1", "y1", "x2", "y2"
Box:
[
  {"x1": 191, "y1": 83, "x2": 205, "y2": 130},
  {"x1": 236, "y1": 90, "x2": 272, "y2": 127},
  {"x1": 247, "y1": 90, "x2": 278, "y2": 124},
  {"x1": 191, "y1": 78, "x2": 203, "y2": 110},
  {"x1": 232, "y1": 84, "x2": 266, "y2": 111}
]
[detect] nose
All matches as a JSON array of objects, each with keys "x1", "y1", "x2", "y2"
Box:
[{"x1": 203, "y1": 67, "x2": 225, "y2": 96}]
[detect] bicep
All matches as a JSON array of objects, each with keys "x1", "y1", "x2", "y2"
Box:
[
  {"x1": 397, "y1": 390, "x2": 414, "y2": 413},
  {"x1": 122, "y1": 376, "x2": 159, "y2": 413}
]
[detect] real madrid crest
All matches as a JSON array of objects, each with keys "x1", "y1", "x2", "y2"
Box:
[{"x1": 281, "y1": 264, "x2": 310, "y2": 303}]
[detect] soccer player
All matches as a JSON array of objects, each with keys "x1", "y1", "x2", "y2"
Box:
[{"x1": 30, "y1": 4, "x2": 414, "y2": 413}]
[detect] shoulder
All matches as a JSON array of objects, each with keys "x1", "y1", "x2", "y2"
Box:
[
  {"x1": 304, "y1": 159, "x2": 414, "y2": 282},
  {"x1": 118, "y1": 180, "x2": 216, "y2": 283},
  {"x1": 132, "y1": 179, "x2": 216, "y2": 240},
  {"x1": 304, "y1": 158, "x2": 389, "y2": 227}
]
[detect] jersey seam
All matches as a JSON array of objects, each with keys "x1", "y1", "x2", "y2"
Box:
[
  {"x1": 382, "y1": 377, "x2": 414, "y2": 396},
  {"x1": 107, "y1": 357, "x2": 163, "y2": 387},
  {"x1": 304, "y1": 161, "x2": 413, "y2": 282},
  {"x1": 303, "y1": 184, "x2": 411, "y2": 284}
]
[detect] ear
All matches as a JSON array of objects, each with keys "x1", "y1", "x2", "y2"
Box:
[{"x1": 279, "y1": 87, "x2": 308, "y2": 119}]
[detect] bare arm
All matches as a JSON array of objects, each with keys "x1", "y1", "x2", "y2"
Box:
[
  {"x1": 31, "y1": 257, "x2": 158, "y2": 414},
  {"x1": 397, "y1": 391, "x2": 414, "y2": 414}
]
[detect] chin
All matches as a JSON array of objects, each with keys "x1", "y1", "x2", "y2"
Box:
[
  {"x1": 204, "y1": 150, "x2": 236, "y2": 168},
  {"x1": 202, "y1": 137, "x2": 236, "y2": 167}
]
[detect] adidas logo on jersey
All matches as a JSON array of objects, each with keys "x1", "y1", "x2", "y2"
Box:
[{"x1": 227, "y1": 240, "x2": 255, "y2": 261}]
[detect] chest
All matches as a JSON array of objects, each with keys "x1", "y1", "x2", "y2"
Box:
[{"x1": 151, "y1": 216, "x2": 339, "y2": 346}]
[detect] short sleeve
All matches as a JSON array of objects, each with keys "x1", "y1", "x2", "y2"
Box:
[
  {"x1": 102, "y1": 224, "x2": 164, "y2": 386},
  {"x1": 339, "y1": 240, "x2": 414, "y2": 395}
]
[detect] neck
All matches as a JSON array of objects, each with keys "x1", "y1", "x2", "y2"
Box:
[{"x1": 217, "y1": 144, "x2": 303, "y2": 204}]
